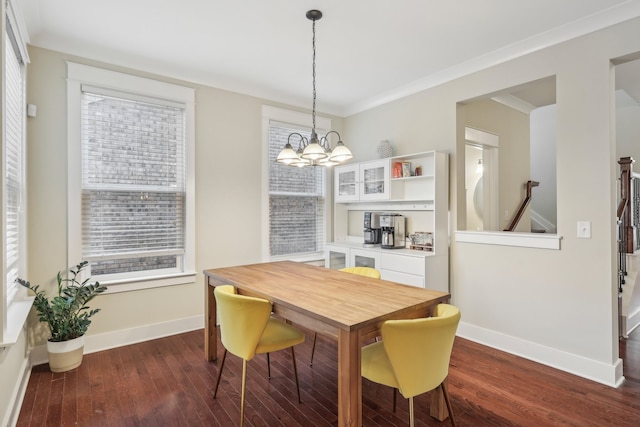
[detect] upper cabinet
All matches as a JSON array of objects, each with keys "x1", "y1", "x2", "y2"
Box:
[
  {"x1": 335, "y1": 151, "x2": 442, "y2": 205},
  {"x1": 335, "y1": 159, "x2": 390, "y2": 202}
]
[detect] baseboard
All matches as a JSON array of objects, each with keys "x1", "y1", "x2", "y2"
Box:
[
  {"x1": 4, "y1": 354, "x2": 32, "y2": 427},
  {"x1": 457, "y1": 321, "x2": 624, "y2": 388},
  {"x1": 30, "y1": 314, "x2": 204, "y2": 366}
]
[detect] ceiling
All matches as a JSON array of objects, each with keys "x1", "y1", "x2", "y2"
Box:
[{"x1": 15, "y1": 0, "x2": 640, "y2": 116}]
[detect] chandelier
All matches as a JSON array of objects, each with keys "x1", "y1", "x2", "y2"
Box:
[{"x1": 276, "y1": 10, "x2": 353, "y2": 168}]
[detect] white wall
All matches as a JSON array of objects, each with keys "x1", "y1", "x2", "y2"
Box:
[
  {"x1": 530, "y1": 104, "x2": 558, "y2": 232},
  {"x1": 342, "y1": 18, "x2": 640, "y2": 386}
]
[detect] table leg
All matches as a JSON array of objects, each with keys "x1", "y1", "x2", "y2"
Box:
[
  {"x1": 337, "y1": 329, "x2": 361, "y2": 427},
  {"x1": 430, "y1": 377, "x2": 450, "y2": 421},
  {"x1": 205, "y1": 281, "x2": 217, "y2": 361}
]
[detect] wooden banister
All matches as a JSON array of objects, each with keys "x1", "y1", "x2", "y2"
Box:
[
  {"x1": 503, "y1": 180, "x2": 539, "y2": 232},
  {"x1": 618, "y1": 157, "x2": 635, "y2": 254}
]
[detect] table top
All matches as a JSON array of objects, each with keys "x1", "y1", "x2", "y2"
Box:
[{"x1": 204, "y1": 260, "x2": 450, "y2": 333}]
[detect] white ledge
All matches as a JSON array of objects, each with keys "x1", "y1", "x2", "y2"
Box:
[
  {"x1": 0, "y1": 297, "x2": 35, "y2": 348},
  {"x1": 455, "y1": 231, "x2": 562, "y2": 250}
]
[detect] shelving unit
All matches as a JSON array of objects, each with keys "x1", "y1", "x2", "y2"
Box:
[{"x1": 328, "y1": 151, "x2": 450, "y2": 292}]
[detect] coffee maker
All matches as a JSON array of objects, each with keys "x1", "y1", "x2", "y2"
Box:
[
  {"x1": 380, "y1": 214, "x2": 406, "y2": 249},
  {"x1": 363, "y1": 212, "x2": 381, "y2": 245}
]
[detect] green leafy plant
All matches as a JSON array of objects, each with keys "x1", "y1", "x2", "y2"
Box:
[{"x1": 16, "y1": 261, "x2": 107, "y2": 342}]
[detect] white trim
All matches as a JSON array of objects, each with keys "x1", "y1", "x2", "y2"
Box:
[
  {"x1": 455, "y1": 230, "x2": 562, "y2": 250},
  {"x1": 6, "y1": 0, "x2": 30, "y2": 63},
  {"x1": 66, "y1": 63, "x2": 195, "y2": 286},
  {"x1": 3, "y1": 347, "x2": 32, "y2": 427},
  {"x1": 261, "y1": 105, "x2": 332, "y2": 262},
  {"x1": 29, "y1": 314, "x2": 204, "y2": 366},
  {"x1": 465, "y1": 127, "x2": 499, "y2": 147},
  {"x1": 0, "y1": 297, "x2": 33, "y2": 347},
  {"x1": 344, "y1": 1, "x2": 640, "y2": 116},
  {"x1": 101, "y1": 272, "x2": 196, "y2": 294},
  {"x1": 457, "y1": 321, "x2": 624, "y2": 387}
]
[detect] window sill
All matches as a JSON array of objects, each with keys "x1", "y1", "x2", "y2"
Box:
[
  {"x1": 0, "y1": 297, "x2": 35, "y2": 348},
  {"x1": 269, "y1": 252, "x2": 325, "y2": 264},
  {"x1": 455, "y1": 230, "x2": 562, "y2": 250},
  {"x1": 101, "y1": 272, "x2": 197, "y2": 294}
]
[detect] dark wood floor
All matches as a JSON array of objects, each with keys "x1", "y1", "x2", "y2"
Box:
[{"x1": 16, "y1": 326, "x2": 640, "y2": 426}]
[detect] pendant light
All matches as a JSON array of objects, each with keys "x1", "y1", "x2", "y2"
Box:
[{"x1": 276, "y1": 10, "x2": 353, "y2": 167}]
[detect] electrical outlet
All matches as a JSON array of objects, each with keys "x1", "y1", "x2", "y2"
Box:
[{"x1": 577, "y1": 221, "x2": 591, "y2": 238}]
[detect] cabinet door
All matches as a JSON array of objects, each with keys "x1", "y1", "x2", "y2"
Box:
[
  {"x1": 360, "y1": 159, "x2": 389, "y2": 200},
  {"x1": 334, "y1": 164, "x2": 360, "y2": 202},
  {"x1": 325, "y1": 245, "x2": 349, "y2": 269},
  {"x1": 350, "y1": 248, "x2": 380, "y2": 269}
]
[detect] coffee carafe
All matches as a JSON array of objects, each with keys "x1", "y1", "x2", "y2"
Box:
[
  {"x1": 363, "y1": 212, "x2": 381, "y2": 245},
  {"x1": 380, "y1": 214, "x2": 405, "y2": 249}
]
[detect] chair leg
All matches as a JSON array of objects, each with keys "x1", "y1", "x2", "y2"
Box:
[
  {"x1": 409, "y1": 396, "x2": 414, "y2": 427},
  {"x1": 240, "y1": 359, "x2": 247, "y2": 427},
  {"x1": 310, "y1": 332, "x2": 317, "y2": 366},
  {"x1": 440, "y1": 382, "x2": 457, "y2": 427},
  {"x1": 267, "y1": 352, "x2": 271, "y2": 378},
  {"x1": 291, "y1": 347, "x2": 302, "y2": 403},
  {"x1": 213, "y1": 349, "x2": 228, "y2": 398},
  {"x1": 392, "y1": 388, "x2": 397, "y2": 412}
]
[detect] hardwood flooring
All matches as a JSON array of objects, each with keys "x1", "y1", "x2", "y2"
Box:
[{"x1": 16, "y1": 326, "x2": 640, "y2": 426}]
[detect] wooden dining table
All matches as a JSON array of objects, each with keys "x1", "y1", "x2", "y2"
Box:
[{"x1": 203, "y1": 260, "x2": 451, "y2": 427}]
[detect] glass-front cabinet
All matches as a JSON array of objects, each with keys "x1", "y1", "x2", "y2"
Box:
[
  {"x1": 334, "y1": 164, "x2": 359, "y2": 202},
  {"x1": 325, "y1": 244, "x2": 348, "y2": 270},
  {"x1": 334, "y1": 159, "x2": 389, "y2": 203},
  {"x1": 360, "y1": 159, "x2": 389, "y2": 201},
  {"x1": 350, "y1": 248, "x2": 380, "y2": 269}
]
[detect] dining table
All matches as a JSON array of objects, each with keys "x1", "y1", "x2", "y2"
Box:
[{"x1": 203, "y1": 260, "x2": 451, "y2": 427}]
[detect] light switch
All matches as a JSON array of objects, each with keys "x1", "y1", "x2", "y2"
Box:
[{"x1": 577, "y1": 221, "x2": 591, "y2": 239}]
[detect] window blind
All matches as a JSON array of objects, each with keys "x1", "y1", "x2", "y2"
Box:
[
  {"x1": 268, "y1": 121, "x2": 325, "y2": 257},
  {"x1": 80, "y1": 89, "x2": 186, "y2": 276},
  {"x1": 4, "y1": 34, "x2": 24, "y2": 302}
]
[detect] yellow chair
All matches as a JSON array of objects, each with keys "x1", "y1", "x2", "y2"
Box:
[
  {"x1": 361, "y1": 304, "x2": 461, "y2": 427},
  {"x1": 213, "y1": 285, "x2": 305, "y2": 427},
  {"x1": 339, "y1": 266, "x2": 382, "y2": 279},
  {"x1": 309, "y1": 266, "x2": 381, "y2": 366}
]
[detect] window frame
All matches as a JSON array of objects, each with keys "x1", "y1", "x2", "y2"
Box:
[
  {"x1": 1, "y1": 0, "x2": 31, "y2": 347},
  {"x1": 261, "y1": 105, "x2": 332, "y2": 262},
  {"x1": 67, "y1": 63, "x2": 196, "y2": 293}
]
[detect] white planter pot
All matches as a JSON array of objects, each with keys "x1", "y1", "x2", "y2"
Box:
[{"x1": 47, "y1": 335, "x2": 85, "y2": 373}]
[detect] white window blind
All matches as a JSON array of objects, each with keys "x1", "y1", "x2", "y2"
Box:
[
  {"x1": 268, "y1": 121, "x2": 325, "y2": 257},
  {"x1": 4, "y1": 33, "x2": 25, "y2": 303},
  {"x1": 80, "y1": 87, "x2": 186, "y2": 277}
]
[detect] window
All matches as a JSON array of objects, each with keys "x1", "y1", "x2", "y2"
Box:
[
  {"x1": 262, "y1": 106, "x2": 331, "y2": 260},
  {"x1": 67, "y1": 64, "x2": 195, "y2": 290},
  {"x1": 4, "y1": 26, "x2": 26, "y2": 304},
  {"x1": 2, "y1": 0, "x2": 31, "y2": 346}
]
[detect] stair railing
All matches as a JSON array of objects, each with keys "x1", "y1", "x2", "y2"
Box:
[
  {"x1": 504, "y1": 180, "x2": 539, "y2": 232},
  {"x1": 618, "y1": 156, "x2": 639, "y2": 292}
]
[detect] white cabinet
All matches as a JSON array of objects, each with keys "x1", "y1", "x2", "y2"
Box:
[
  {"x1": 350, "y1": 248, "x2": 380, "y2": 269},
  {"x1": 325, "y1": 244, "x2": 349, "y2": 270},
  {"x1": 324, "y1": 244, "x2": 380, "y2": 270},
  {"x1": 334, "y1": 164, "x2": 359, "y2": 202},
  {"x1": 334, "y1": 159, "x2": 389, "y2": 202},
  {"x1": 328, "y1": 150, "x2": 450, "y2": 292},
  {"x1": 324, "y1": 242, "x2": 447, "y2": 292}
]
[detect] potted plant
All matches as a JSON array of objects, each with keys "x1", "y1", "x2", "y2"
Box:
[{"x1": 17, "y1": 261, "x2": 107, "y2": 372}]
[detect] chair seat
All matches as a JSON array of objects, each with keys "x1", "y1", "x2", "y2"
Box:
[
  {"x1": 256, "y1": 318, "x2": 305, "y2": 354},
  {"x1": 361, "y1": 341, "x2": 399, "y2": 390}
]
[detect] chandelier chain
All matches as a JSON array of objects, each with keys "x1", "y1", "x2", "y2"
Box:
[{"x1": 312, "y1": 17, "x2": 317, "y2": 131}]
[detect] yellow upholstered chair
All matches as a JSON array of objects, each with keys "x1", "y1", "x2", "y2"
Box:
[
  {"x1": 310, "y1": 266, "x2": 382, "y2": 366},
  {"x1": 213, "y1": 285, "x2": 305, "y2": 427},
  {"x1": 339, "y1": 266, "x2": 382, "y2": 279},
  {"x1": 361, "y1": 304, "x2": 461, "y2": 427}
]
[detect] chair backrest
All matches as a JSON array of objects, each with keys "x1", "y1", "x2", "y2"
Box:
[
  {"x1": 380, "y1": 304, "x2": 461, "y2": 398},
  {"x1": 214, "y1": 285, "x2": 272, "y2": 361},
  {"x1": 339, "y1": 266, "x2": 381, "y2": 279}
]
